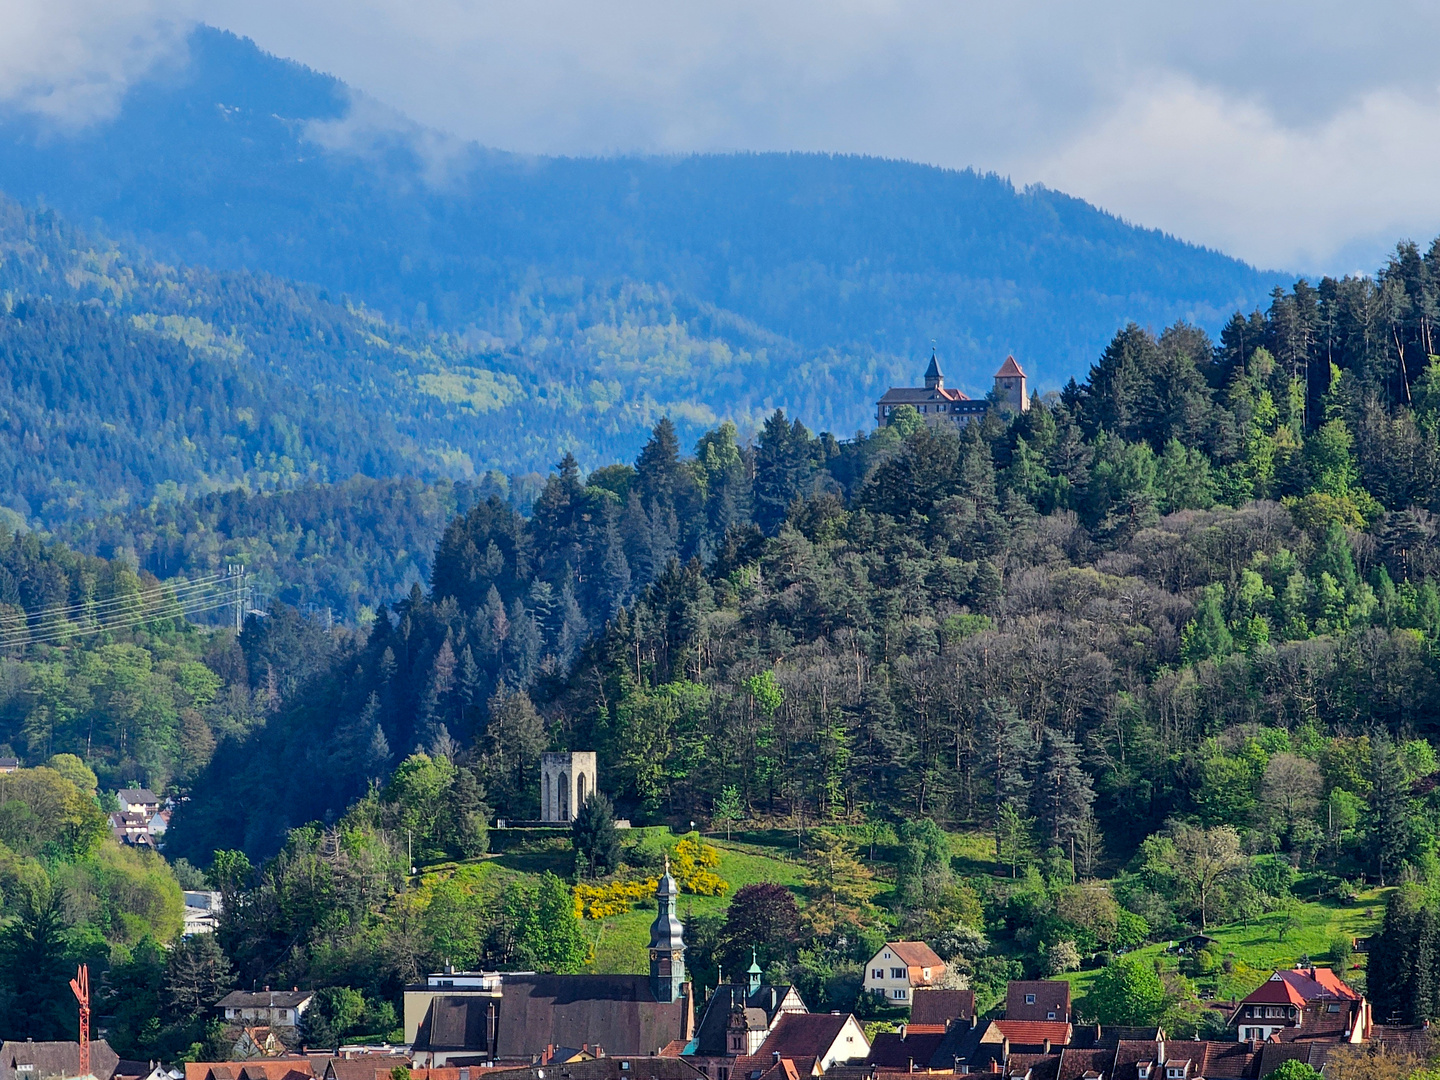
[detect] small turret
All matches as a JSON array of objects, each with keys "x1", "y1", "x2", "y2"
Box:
[
  {"x1": 924, "y1": 350, "x2": 944, "y2": 391},
  {"x1": 748, "y1": 948, "x2": 762, "y2": 995},
  {"x1": 993, "y1": 355, "x2": 1029, "y2": 412},
  {"x1": 649, "y1": 856, "x2": 686, "y2": 1002}
]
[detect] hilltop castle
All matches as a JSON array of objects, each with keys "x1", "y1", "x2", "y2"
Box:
[{"x1": 875, "y1": 352, "x2": 1029, "y2": 428}]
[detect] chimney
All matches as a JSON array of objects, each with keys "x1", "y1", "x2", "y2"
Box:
[
  {"x1": 970, "y1": 1015, "x2": 978, "y2": 1029},
  {"x1": 772, "y1": 1052, "x2": 781, "y2": 1064},
  {"x1": 1042, "y1": 1040, "x2": 1050, "y2": 1054},
  {"x1": 898, "y1": 1024, "x2": 907, "y2": 1040}
]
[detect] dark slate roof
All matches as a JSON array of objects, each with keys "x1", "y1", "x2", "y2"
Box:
[
  {"x1": 484, "y1": 1060, "x2": 706, "y2": 1080},
  {"x1": 494, "y1": 975, "x2": 689, "y2": 1059},
  {"x1": 909, "y1": 989, "x2": 974, "y2": 1026},
  {"x1": 1255, "y1": 1041, "x2": 1332, "y2": 1078},
  {"x1": 117, "y1": 788, "x2": 159, "y2": 804},
  {"x1": 218, "y1": 991, "x2": 313, "y2": 1009},
  {"x1": 866, "y1": 1031, "x2": 946, "y2": 1069},
  {"x1": 925, "y1": 353, "x2": 943, "y2": 383},
  {"x1": 1003, "y1": 1052, "x2": 1059, "y2": 1079},
  {"x1": 412, "y1": 996, "x2": 495, "y2": 1053},
  {"x1": 693, "y1": 984, "x2": 795, "y2": 1056},
  {"x1": 927, "y1": 1021, "x2": 992, "y2": 1072},
  {"x1": 0, "y1": 1040, "x2": 120, "y2": 1080},
  {"x1": 1067, "y1": 1026, "x2": 1163, "y2": 1050}
]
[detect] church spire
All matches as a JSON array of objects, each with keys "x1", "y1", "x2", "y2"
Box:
[
  {"x1": 649, "y1": 855, "x2": 686, "y2": 1002},
  {"x1": 924, "y1": 349, "x2": 944, "y2": 390}
]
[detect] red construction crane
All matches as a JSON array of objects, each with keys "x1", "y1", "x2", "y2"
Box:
[{"x1": 69, "y1": 964, "x2": 90, "y2": 1077}]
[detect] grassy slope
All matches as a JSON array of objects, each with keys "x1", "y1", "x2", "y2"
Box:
[
  {"x1": 415, "y1": 824, "x2": 1387, "y2": 999},
  {"x1": 586, "y1": 828, "x2": 807, "y2": 974}
]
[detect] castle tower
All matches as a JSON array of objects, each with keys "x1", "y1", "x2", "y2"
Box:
[
  {"x1": 540, "y1": 751, "x2": 597, "y2": 822},
  {"x1": 649, "y1": 857, "x2": 686, "y2": 1002},
  {"x1": 924, "y1": 350, "x2": 944, "y2": 390},
  {"x1": 994, "y1": 355, "x2": 1029, "y2": 412}
]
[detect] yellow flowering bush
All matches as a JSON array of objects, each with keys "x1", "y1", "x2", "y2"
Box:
[
  {"x1": 574, "y1": 877, "x2": 658, "y2": 919},
  {"x1": 671, "y1": 834, "x2": 729, "y2": 896}
]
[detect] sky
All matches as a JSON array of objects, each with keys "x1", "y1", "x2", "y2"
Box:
[{"x1": 5, "y1": 0, "x2": 1440, "y2": 275}]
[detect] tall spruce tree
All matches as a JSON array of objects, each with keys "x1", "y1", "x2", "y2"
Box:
[{"x1": 572, "y1": 791, "x2": 621, "y2": 879}]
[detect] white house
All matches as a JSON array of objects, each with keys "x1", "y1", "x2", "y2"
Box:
[
  {"x1": 862, "y1": 942, "x2": 946, "y2": 1004},
  {"x1": 216, "y1": 989, "x2": 313, "y2": 1028}
]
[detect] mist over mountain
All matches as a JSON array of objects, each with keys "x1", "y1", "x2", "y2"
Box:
[{"x1": 0, "y1": 27, "x2": 1281, "y2": 433}]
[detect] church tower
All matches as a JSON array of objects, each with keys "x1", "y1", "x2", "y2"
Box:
[
  {"x1": 924, "y1": 350, "x2": 944, "y2": 390},
  {"x1": 649, "y1": 857, "x2": 686, "y2": 1002}
]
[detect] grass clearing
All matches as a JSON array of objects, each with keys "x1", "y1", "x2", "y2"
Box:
[{"x1": 1055, "y1": 887, "x2": 1388, "y2": 1007}]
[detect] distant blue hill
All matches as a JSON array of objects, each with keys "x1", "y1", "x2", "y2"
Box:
[{"x1": 0, "y1": 27, "x2": 1284, "y2": 446}]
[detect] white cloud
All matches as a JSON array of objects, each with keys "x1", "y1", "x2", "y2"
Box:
[
  {"x1": 0, "y1": 0, "x2": 195, "y2": 125},
  {"x1": 1025, "y1": 76, "x2": 1440, "y2": 273},
  {"x1": 6, "y1": 0, "x2": 1440, "y2": 273}
]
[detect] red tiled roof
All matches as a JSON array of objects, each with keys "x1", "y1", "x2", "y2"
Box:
[
  {"x1": 1196, "y1": 1041, "x2": 1259, "y2": 1079},
  {"x1": 909, "y1": 989, "x2": 974, "y2": 1026},
  {"x1": 1006, "y1": 981, "x2": 1071, "y2": 1022},
  {"x1": 992, "y1": 1020, "x2": 1071, "y2": 1047},
  {"x1": 752, "y1": 1013, "x2": 855, "y2": 1062},
  {"x1": 1240, "y1": 973, "x2": 1309, "y2": 1008},
  {"x1": 1057, "y1": 1047, "x2": 1110, "y2": 1079},
  {"x1": 996, "y1": 356, "x2": 1026, "y2": 378},
  {"x1": 885, "y1": 942, "x2": 945, "y2": 970},
  {"x1": 1306, "y1": 966, "x2": 1360, "y2": 1000}
]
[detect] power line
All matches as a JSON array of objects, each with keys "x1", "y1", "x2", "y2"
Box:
[
  {"x1": 12, "y1": 573, "x2": 228, "y2": 624},
  {"x1": 0, "y1": 588, "x2": 240, "y2": 648},
  {"x1": 0, "y1": 597, "x2": 235, "y2": 648}
]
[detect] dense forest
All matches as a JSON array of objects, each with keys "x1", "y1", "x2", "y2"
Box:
[
  {"x1": 165, "y1": 232, "x2": 1440, "y2": 867},
  {"x1": 0, "y1": 27, "x2": 1280, "y2": 423},
  {"x1": 14, "y1": 226, "x2": 1440, "y2": 1051},
  {"x1": 59, "y1": 476, "x2": 502, "y2": 625}
]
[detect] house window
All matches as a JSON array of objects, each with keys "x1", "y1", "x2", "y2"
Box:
[
  {"x1": 1047, "y1": 1012, "x2": 1056, "y2": 1020},
  {"x1": 1327, "y1": 1004, "x2": 1341, "y2": 1013},
  {"x1": 1166, "y1": 1069, "x2": 1184, "y2": 1079},
  {"x1": 891, "y1": 968, "x2": 906, "y2": 980},
  {"x1": 873, "y1": 970, "x2": 884, "y2": 980},
  {"x1": 891, "y1": 989, "x2": 907, "y2": 999},
  {"x1": 1025, "y1": 994, "x2": 1036, "y2": 1005}
]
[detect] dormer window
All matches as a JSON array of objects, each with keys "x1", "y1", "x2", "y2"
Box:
[
  {"x1": 1047, "y1": 1012, "x2": 1056, "y2": 1020},
  {"x1": 1136, "y1": 1065, "x2": 1151, "y2": 1079},
  {"x1": 1025, "y1": 994, "x2": 1036, "y2": 1005},
  {"x1": 1166, "y1": 1068, "x2": 1185, "y2": 1079}
]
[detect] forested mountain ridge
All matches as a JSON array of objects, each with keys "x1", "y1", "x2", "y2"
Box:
[
  {"x1": 0, "y1": 27, "x2": 1283, "y2": 442},
  {"x1": 164, "y1": 232, "x2": 1440, "y2": 871},
  {"x1": 0, "y1": 196, "x2": 435, "y2": 523}
]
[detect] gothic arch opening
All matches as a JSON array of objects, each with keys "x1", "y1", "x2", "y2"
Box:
[
  {"x1": 577, "y1": 772, "x2": 587, "y2": 808},
  {"x1": 559, "y1": 772, "x2": 569, "y2": 819}
]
